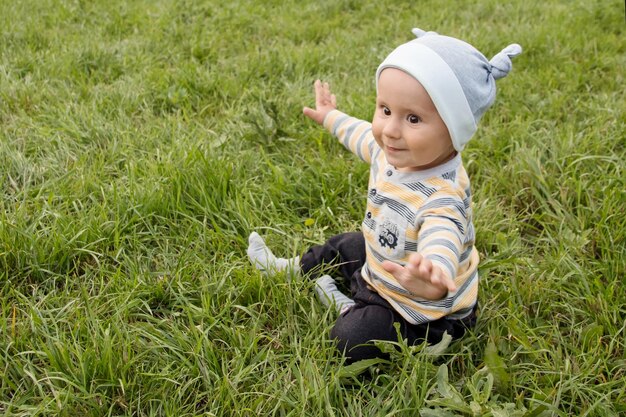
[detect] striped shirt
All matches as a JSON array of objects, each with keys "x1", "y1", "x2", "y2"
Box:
[{"x1": 324, "y1": 110, "x2": 479, "y2": 325}]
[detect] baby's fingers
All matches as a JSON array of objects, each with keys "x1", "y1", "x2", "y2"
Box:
[
  {"x1": 310, "y1": 80, "x2": 319, "y2": 95},
  {"x1": 418, "y1": 257, "x2": 433, "y2": 278},
  {"x1": 382, "y1": 260, "x2": 405, "y2": 279},
  {"x1": 313, "y1": 79, "x2": 324, "y2": 101},
  {"x1": 432, "y1": 267, "x2": 457, "y2": 293},
  {"x1": 406, "y1": 253, "x2": 423, "y2": 274},
  {"x1": 313, "y1": 80, "x2": 327, "y2": 101}
]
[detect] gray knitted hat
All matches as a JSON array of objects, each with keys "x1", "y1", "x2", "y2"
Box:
[{"x1": 376, "y1": 28, "x2": 522, "y2": 151}]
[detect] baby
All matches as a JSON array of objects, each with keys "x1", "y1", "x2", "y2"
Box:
[{"x1": 248, "y1": 28, "x2": 521, "y2": 362}]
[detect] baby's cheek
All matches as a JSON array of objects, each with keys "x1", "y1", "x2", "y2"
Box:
[{"x1": 371, "y1": 117, "x2": 383, "y2": 138}]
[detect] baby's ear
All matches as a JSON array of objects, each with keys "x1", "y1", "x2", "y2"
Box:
[{"x1": 489, "y1": 44, "x2": 523, "y2": 80}]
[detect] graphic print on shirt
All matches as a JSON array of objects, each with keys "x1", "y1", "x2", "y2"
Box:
[
  {"x1": 378, "y1": 219, "x2": 399, "y2": 249},
  {"x1": 374, "y1": 208, "x2": 407, "y2": 260}
]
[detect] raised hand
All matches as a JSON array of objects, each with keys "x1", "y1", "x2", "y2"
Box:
[
  {"x1": 382, "y1": 253, "x2": 457, "y2": 300},
  {"x1": 302, "y1": 80, "x2": 337, "y2": 125}
]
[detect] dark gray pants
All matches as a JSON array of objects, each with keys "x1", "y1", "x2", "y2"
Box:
[{"x1": 300, "y1": 232, "x2": 477, "y2": 363}]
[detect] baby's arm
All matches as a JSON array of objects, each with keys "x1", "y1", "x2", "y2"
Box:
[
  {"x1": 304, "y1": 80, "x2": 376, "y2": 164},
  {"x1": 303, "y1": 80, "x2": 337, "y2": 125}
]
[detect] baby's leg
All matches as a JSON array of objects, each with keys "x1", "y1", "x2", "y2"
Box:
[
  {"x1": 330, "y1": 272, "x2": 437, "y2": 363},
  {"x1": 247, "y1": 231, "x2": 366, "y2": 280},
  {"x1": 300, "y1": 232, "x2": 366, "y2": 282},
  {"x1": 247, "y1": 232, "x2": 300, "y2": 274},
  {"x1": 331, "y1": 280, "x2": 477, "y2": 363},
  {"x1": 314, "y1": 275, "x2": 356, "y2": 313},
  {"x1": 247, "y1": 231, "x2": 364, "y2": 313},
  {"x1": 330, "y1": 303, "x2": 399, "y2": 363}
]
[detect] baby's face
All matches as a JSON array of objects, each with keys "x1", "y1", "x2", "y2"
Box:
[{"x1": 372, "y1": 68, "x2": 455, "y2": 171}]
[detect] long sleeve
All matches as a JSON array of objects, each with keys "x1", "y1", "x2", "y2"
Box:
[
  {"x1": 416, "y1": 193, "x2": 468, "y2": 282},
  {"x1": 323, "y1": 110, "x2": 378, "y2": 164},
  {"x1": 412, "y1": 187, "x2": 479, "y2": 320}
]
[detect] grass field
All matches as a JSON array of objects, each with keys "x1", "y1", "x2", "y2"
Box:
[{"x1": 1, "y1": 0, "x2": 625, "y2": 415}]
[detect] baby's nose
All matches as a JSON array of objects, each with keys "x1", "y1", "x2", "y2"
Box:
[{"x1": 383, "y1": 119, "x2": 401, "y2": 139}]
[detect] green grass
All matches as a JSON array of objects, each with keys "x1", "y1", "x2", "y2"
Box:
[{"x1": 1, "y1": 0, "x2": 624, "y2": 415}]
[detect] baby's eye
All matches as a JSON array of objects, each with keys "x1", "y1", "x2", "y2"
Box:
[
  {"x1": 382, "y1": 106, "x2": 391, "y2": 116},
  {"x1": 407, "y1": 114, "x2": 420, "y2": 124}
]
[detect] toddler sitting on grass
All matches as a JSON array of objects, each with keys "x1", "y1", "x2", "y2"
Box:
[{"x1": 248, "y1": 28, "x2": 521, "y2": 363}]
